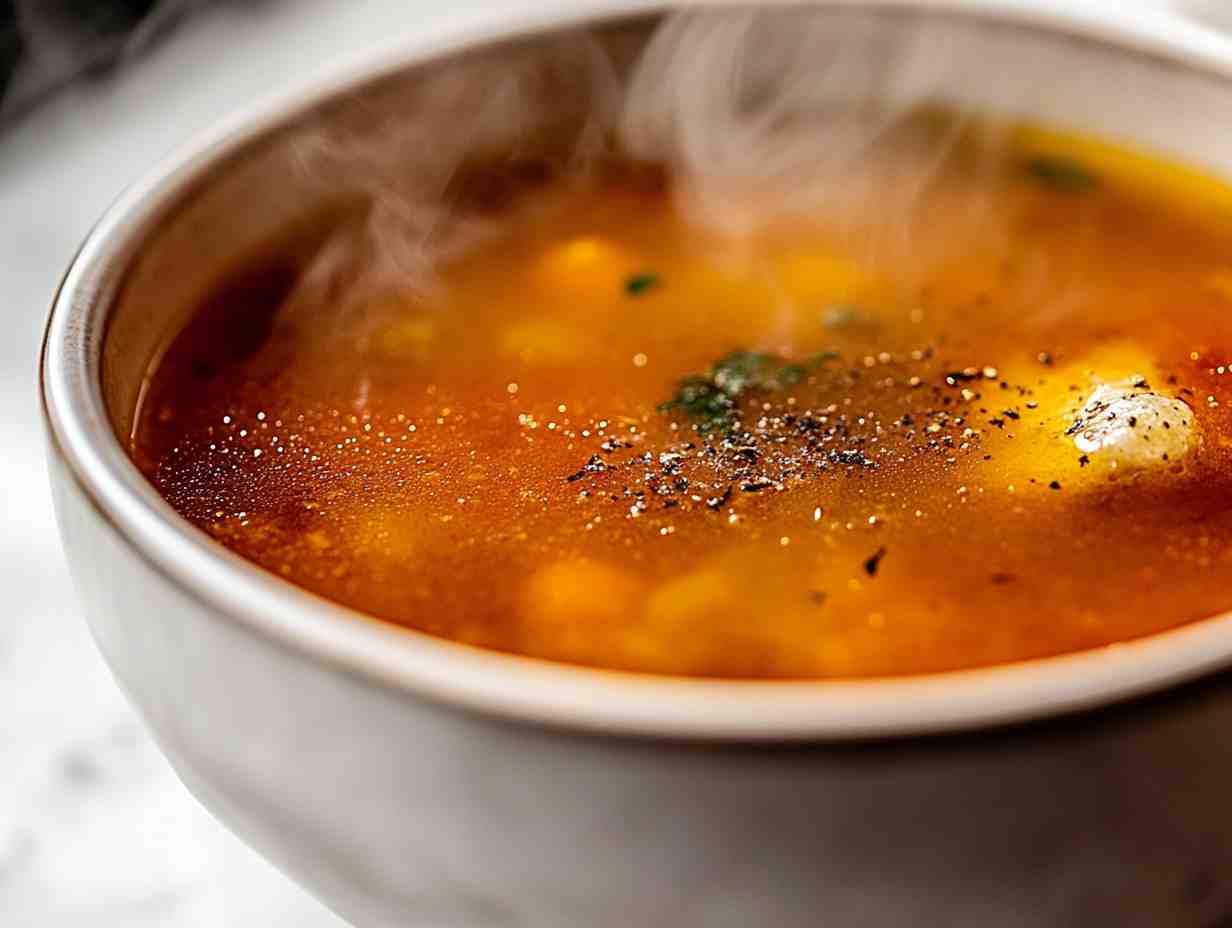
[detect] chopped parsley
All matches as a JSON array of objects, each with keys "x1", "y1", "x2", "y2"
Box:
[
  {"x1": 625, "y1": 272, "x2": 661, "y2": 296},
  {"x1": 1024, "y1": 155, "x2": 1098, "y2": 193},
  {"x1": 658, "y1": 348, "x2": 838, "y2": 434}
]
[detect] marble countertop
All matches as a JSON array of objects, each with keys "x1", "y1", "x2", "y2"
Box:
[{"x1": 1, "y1": 1, "x2": 1227, "y2": 926}]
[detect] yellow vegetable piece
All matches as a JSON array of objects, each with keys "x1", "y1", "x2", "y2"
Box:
[
  {"x1": 524, "y1": 559, "x2": 641, "y2": 626},
  {"x1": 533, "y1": 236, "x2": 640, "y2": 297},
  {"x1": 643, "y1": 567, "x2": 731, "y2": 627}
]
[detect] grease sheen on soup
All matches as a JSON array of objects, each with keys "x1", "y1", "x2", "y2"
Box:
[{"x1": 132, "y1": 124, "x2": 1232, "y2": 679}]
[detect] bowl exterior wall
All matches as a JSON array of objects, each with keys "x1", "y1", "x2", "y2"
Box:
[{"x1": 49, "y1": 449, "x2": 1232, "y2": 927}]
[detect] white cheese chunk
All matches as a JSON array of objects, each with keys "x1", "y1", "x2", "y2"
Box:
[{"x1": 1067, "y1": 382, "x2": 1196, "y2": 469}]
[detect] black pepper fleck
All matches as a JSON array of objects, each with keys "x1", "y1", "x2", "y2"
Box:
[{"x1": 863, "y1": 546, "x2": 887, "y2": 576}]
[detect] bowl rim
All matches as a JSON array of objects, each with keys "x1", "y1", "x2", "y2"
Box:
[{"x1": 40, "y1": 0, "x2": 1232, "y2": 743}]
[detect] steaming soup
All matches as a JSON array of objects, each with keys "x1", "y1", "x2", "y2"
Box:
[{"x1": 132, "y1": 123, "x2": 1232, "y2": 679}]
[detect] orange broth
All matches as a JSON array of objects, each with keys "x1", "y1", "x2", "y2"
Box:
[{"x1": 132, "y1": 126, "x2": 1232, "y2": 678}]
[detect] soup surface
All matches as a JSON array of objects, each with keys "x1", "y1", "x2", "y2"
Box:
[{"x1": 133, "y1": 124, "x2": 1232, "y2": 678}]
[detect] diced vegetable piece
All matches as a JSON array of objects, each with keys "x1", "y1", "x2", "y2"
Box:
[
  {"x1": 534, "y1": 236, "x2": 639, "y2": 295},
  {"x1": 644, "y1": 567, "x2": 730, "y2": 627},
  {"x1": 524, "y1": 559, "x2": 641, "y2": 625}
]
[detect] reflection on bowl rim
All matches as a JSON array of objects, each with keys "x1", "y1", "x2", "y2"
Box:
[{"x1": 39, "y1": 0, "x2": 1232, "y2": 742}]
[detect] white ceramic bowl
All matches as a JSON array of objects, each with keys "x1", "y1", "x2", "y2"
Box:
[{"x1": 40, "y1": 2, "x2": 1232, "y2": 924}]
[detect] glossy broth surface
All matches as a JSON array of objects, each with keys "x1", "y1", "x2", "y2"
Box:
[{"x1": 133, "y1": 126, "x2": 1232, "y2": 678}]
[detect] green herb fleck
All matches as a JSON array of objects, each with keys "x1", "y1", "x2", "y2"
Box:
[
  {"x1": 625, "y1": 272, "x2": 661, "y2": 296},
  {"x1": 1024, "y1": 155, "x2": 1098, "y2": 193},
  {"x1": 658, "y1": 348, "x2": 838, "y2": 434},
  {"x1": 712, "y1": 350, "x2": 776, "y2": 394},
  {"x1": 656, "y1": 375, "x2": 734, "y2": 434}
]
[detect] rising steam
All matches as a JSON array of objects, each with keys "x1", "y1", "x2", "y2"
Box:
[{"x1": 278, "y1": 7, "x2": 1077, "y2": 331}]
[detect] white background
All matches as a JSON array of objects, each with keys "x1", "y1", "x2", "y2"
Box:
[{"x1": 1, "y1": 1, "x2": 1229, "y2": 925}]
